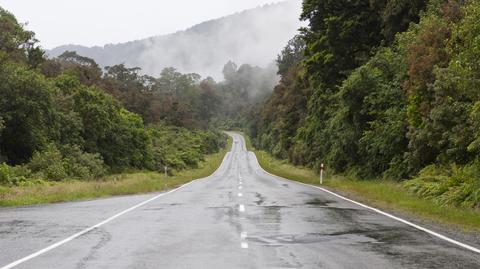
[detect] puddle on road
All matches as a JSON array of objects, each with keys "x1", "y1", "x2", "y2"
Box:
[
  {"x1": 305, "y1": 198, "x2": 334, "y2": 206},
  {"x1": 255, "y1": 193, "x2": 265, "y2": 205}
]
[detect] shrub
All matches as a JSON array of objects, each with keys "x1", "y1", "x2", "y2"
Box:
[
  {"x1": 28, "y1": 144, "x2": 106, "y2": 181},
  {"x1": 149, "y1": 125, "x2": 227, "y2": 171},
  {"x1": 28, "y1": 144, "x2": 66, "y2": 181},
  {"x1": 405, "y1": 160, "x2": 480, "y2": 208},
  {"x1": 60, "y1": 145, "x2": 106, "y2": 180},
  {"x1": 0, "y1": 163, "x2": 29, "y2": 186}
]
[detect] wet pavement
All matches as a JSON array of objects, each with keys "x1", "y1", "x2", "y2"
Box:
[{"x1": 0, "y1": 133, "x2": 479, "y2": 268}]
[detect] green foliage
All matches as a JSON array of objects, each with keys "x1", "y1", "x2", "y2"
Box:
[
  {"x1": 28, "y1": 144, "x2": 105, "y2": 181},
  {"x1": 247, "y1": 0, "x2": 480, "y2": 208},
  {"x1": 375, "y1": 0, "x2": 428, "y2": 43},
  {"x1": 218, "y1": 61, "x2": 278, "y2": 124},
  {"x1": 60, "y1": 145, "x2": 106, "y2": 180},
  {"x1": 51, "y1": 76, "x2": 153, "y2": 169},
  {"x1": 405, "y1": 160, "x2": 480, "y2": 208},
  {"x1": 276, "y1": 35, "x2": 305, "y2": 77},
  {"x1": 0, "y1": 61, "x2": 60, "y2": 164},
  {"x1": 301, "y1": 0, "x2": 384, "y2": 88},
  {"x1": 332, "y1": 47, "x2": 408, "y2": 178},
  {"x1": 149, "y1": 125, "x2": 226, "y2": 171},
  {"x1": 0, "y1": 7, "x2": 40, "y2": 65},
  {"x1": 0, "y1": 163, "x2": 29, "y2": 186},
  {"x1": 249, "y1": 65, "x2": 308, "y2": 161},
  {"x1": 0, "y1": 8, "x2": 228, "y2": 187},
  {"x1": 28, "y1": 144, "x2": 67, "y2": 181},
  {"x1": 58, "y1": 52, "x2": 102, "y2": 85}
]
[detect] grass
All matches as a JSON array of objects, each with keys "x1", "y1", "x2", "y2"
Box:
[
  {"x1": 0, "y1": 136, "x2": 232, "y2": 207},
  {"x1": 242, "y1": 133, "x2": 480, "y2": 232}
]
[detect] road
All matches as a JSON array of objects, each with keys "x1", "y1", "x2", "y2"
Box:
[{"x1": 0, "y1": 133, "x2": 479, "y2": 268}]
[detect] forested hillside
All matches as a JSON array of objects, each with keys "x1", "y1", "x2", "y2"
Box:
[
  {"x1": 0, "y1": 7, "x2": 227, "y2": 185},
  {"x1": 248, "y1": 0, "x2": 480, "y2": 208},
  {"x1": 3, "y1": 0, "x2": 480, "y2": 210},
  {"x1": 48, "y1": 1, "x2": 302, "y2": 79}
]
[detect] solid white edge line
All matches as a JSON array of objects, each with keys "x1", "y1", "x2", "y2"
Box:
[
  {"x1": 0, "y1": 182, "x2": 194, "y2": 269},
  {"x1": 2, "y1": 135, "x2": 240, "y2": 269},
  {"x1": 251, "y1": 152, "x2": 480, "y2": 255}
]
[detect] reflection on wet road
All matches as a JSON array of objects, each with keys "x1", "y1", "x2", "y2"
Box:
[{"x1": 0, "y1": 133, "x2": 479, "y2": 268}]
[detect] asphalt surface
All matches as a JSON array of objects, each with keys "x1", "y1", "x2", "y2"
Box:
[{"x1": 1, "y1": 133, "x2": 479, "y2": 269}]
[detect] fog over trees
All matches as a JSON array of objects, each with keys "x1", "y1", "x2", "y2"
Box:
[{"x1": 48, "y1": 1, "x2": 302, "y2": 80}]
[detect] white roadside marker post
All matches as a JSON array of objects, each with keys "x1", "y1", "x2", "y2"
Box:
[
  {"x1": 320, "y1": 163, "x2": 324, "y2": 185},
  {"x1": 164, "y1": 166, "x2": 168, "y2": 177}
]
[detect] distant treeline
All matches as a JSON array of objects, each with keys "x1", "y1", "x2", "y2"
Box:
[
  {"x1": 246, "y1": 0, "x2": 480, "y2": 208},
  {"x1": 0, "y1": 7, "x2": 231, "y2": 185}
]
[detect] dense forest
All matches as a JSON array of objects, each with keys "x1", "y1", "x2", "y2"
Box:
[
  {"x1": 2, "y1": 0, "x2": 480, "y2": 209},
  {"x1": 0, "y1": 7, "x2": 230, "y2": 185},
  {"x1": 247, "y1": 0, "x2": 480, "y2": 208},
  {"x1": 0, "y1": 5, "x2": 281, "y2": 186}
]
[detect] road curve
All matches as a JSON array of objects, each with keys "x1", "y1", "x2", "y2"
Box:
[{"x1": 0, "y1": 133, "x2": 479, "y2": 268}]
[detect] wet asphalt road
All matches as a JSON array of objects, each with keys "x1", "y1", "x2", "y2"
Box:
[{"x1": 1, "y1": 133, "x2": 479, "y2": 269}]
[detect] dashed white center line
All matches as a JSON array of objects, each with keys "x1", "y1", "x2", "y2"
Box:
[
  {"x1": 239, "y1": 204, "x2": 245, "y2": 212},
  {"x1": 240, "y1": 232, "x2": 247, "y2": 240},
  {"x1": 238, "y1": 193, "x2": 243, "y2": 197},
  {"x1": 241, "y1": 242, "x2": 249, "y2": 249},
  {"x1": 238, "y1": 186, "x2": 242, "y2": 190}
]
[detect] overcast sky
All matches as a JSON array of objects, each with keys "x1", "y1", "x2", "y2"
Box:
[{"x1": 0, "y1": 0, "x2": 286, "y2": 49}]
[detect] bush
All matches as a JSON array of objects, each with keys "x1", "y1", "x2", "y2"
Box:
[
  {"x1": 0, "y1": 163, "x2": 30, "y2": 186},
  {"x1": 28, "y1": 144, "x2": 106, "y2": 181},
  {"x1": 149, "y1": 125, "x2": 226, "y2": 171},
  {"x1": 28, "y1": 144, "x2": 67, "y2": 181},
  {"x1": 405, "y1": 160, "x2": 480, "y2": 208},
  {"x1": 60, "y1": 145, "x2": 106, "y2": 180}
]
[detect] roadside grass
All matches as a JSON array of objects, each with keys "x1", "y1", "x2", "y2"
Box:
[
  {"x1": 0, "y1": 136, "x2": 232, "y2": 207},
  {"x1": 243, "y1": 133, "x2": 480, "y2": 232}
]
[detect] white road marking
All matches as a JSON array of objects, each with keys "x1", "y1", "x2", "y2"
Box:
[
  {"x1": 258, "y1": 161, "x2": 480, "y2": 255},
  {"x1": 240, "y1": 232, "x2": 247, "y2": 240},
  {"x1": 241, "y1": 242, "x2": 249, "y2": 249},
  {"x1": 0, "y1": 182, "x2": 196, "y2": 269},
  {"x1": 238, "y1": 186, "x2": 243, "y2": 190},
  {"x1": 239, "y1": 204, "x2": 245, "y2": 212},
  {"x1": 238, "y1": 193, "x2": 243, "y2": 197}
]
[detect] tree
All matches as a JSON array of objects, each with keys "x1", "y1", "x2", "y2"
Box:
[
  {"x1": 55, "y1": 76, "x2": 152, "y2": 169},
  {"x1": 57, "y1": 51, "x2": 102, "y2": 85},
  {"x1": 0, "y1": 7, "x2": 42, "y2": 65},
  {"x1": 0, "y1": 62, "x2": 60, "y2": 164},
  {"x1": 276, "y1": 35, "x2": 305, "y2": 77}
]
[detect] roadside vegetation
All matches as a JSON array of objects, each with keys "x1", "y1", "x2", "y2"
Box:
[
  {"x1": 0, "y1": 136, "x2": 231, "y2": 207},
  {"x1": 0, "y1": 7, "x2": 230, "y2": 201},
  {"x1": 245, "y1": 135, "x2": 480, "y2": 231},
  {"x1": 243, "y1": 0, "x2": 480, "y2": 211},
  {"x1": 2, "y1": 0, "x2": 480, "y2": 221}
]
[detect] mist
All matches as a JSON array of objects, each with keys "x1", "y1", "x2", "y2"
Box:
[{"x1": 48, "y1": 0, "x2": 303, "y2": 81}]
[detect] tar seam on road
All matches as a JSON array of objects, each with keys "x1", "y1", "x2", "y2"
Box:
[
  {"x1": 256, "y1": 155, "x2": 480, "y2": 255},
  {"x1": 0, "y1": 181, "x2": 197, "y2": 269}
]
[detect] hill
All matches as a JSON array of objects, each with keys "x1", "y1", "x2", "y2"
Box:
[{"x1": 48, "y1": 1, "x2": 302, "y2": 79}]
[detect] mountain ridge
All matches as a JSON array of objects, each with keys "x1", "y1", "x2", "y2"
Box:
[{"x1": 48, "y1": 0, "x2": 302, "y2": 79}]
